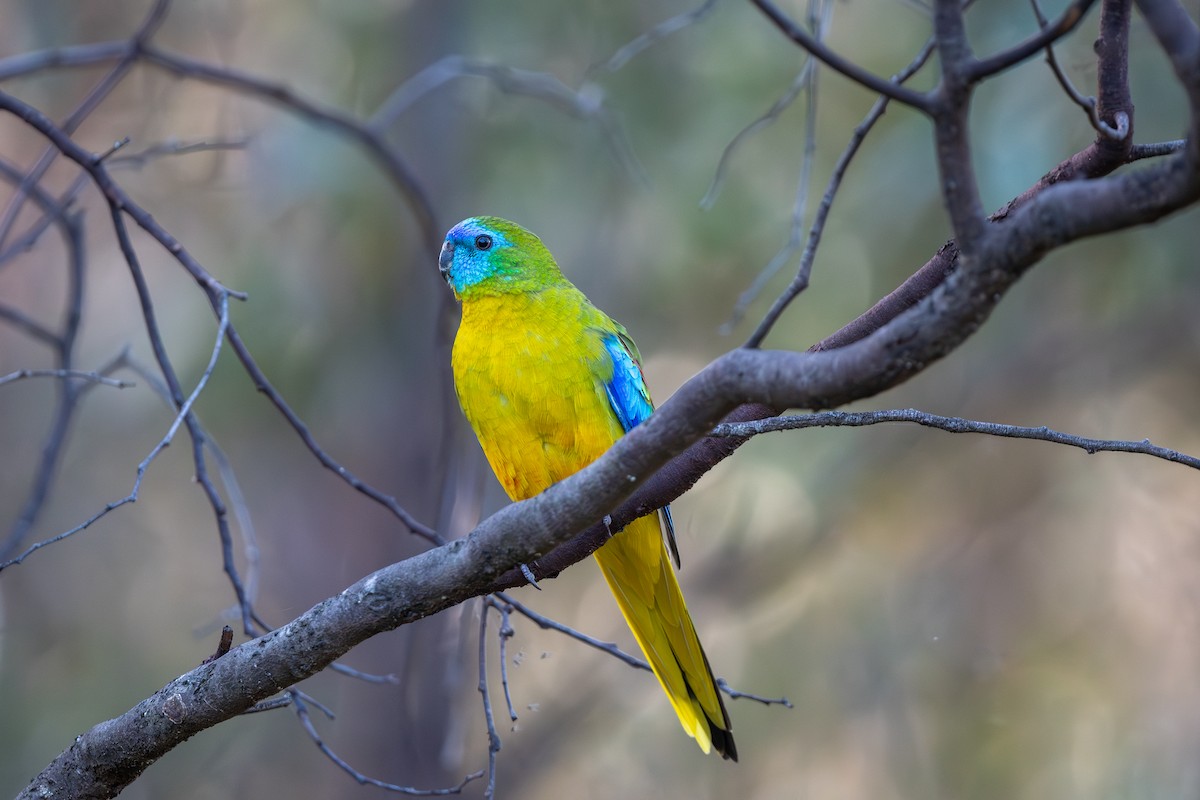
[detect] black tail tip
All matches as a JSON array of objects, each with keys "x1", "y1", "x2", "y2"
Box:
[{"x1": 712, "y1": 727, "x2": 738, "y2": 762}]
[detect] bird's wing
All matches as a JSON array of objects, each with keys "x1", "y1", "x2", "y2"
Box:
[{"x1": 599, "y1": 330, "x2": 680, "y2": 568}]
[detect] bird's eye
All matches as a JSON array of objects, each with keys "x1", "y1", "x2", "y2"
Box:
[{"x1": 474, "y1": 234, "x2": 493, "y2": 251}]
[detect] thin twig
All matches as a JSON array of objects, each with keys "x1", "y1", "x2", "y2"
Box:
[
  {"x1": 590, "y1": 0, "x2": 720, "y2": 75},
  {"x1": 716, "y1": 678, "x2": 793, "y2": 708},
  {"x1": 1129, "y1": 139, "x2": 1186, "y2": 160},
  {"x1": 109, "y1": 137, "x2": 251, "y2": 169},
  {"x1": 294, "y1": 690, "x2": 337, "y2": 720},
  {"x1": 967, "y1": 0, "x2": 1098, "y2": 80},
  {"x1": 0, "y1": 369, "x2": 132, "y2": 388},
  {"x1": 749, "y1": 0, "x2": 931, "y2": 110},
  {"x1": 222, "y1": 325, "x2": 445, "y2": 545},
  {"x1": 487, "y1": 596, "x2": 519, "y2": 723},
  {"x1": 721, "y1": 0, "x2": 833, "y2": 334},
  {"x1": 0, "y1": 89, "x2": 244, "y2": 299},
  {"x1": 242, "y1": 696, "x2": 295, "y2": 714},
  {"x1": 0, "y1": 37, "x2": 439, "y2": 251},
  {"x1": 104, "y1": 169, "x2": 257, "y2": 631},
  {"x1": 0, "y1": 157, "x2": 79, "y2": 270},
  {"x1": 291, "y1": 692, "x2": 482, "y2": 795},
  {"x1": 1030, "y1": 0, "x2": 1126, "y2": 139},
  {"x1": 0, "y1": 41, "x2": 131, "y2": 81},
  {"x1": 117, "y1": 352, "x2": 268, "y2": 635},
  {"x1": 702, "y1": 55, "x2": 818, "y2": 211},
  {"x1": 0, "y1": 163, "x2": 86, "y2": 561},
  {"x1": 0, "y1": 0, "x2": 169, "y2": 251},
  {"x1": 712, "y1": 408, "x2": 1200, "y2": 469},
  {"x1": 200, "y1": 626, "x2": 235, "y2": 664},
  {"x1": 0, "y1": 302, "x2": 60, "y2": 345},
  {"x1": 127, "y1": 348, "x2": 410, "y2": 682},
  {"x1": 370, "y1": 55, "x2": 645, "y2": 185},
  {"x1": 743, "y1": 37, "x2": 937, "y2": 347},
  {"x1": 496, "y1": 592, "x2": 650, "y2": 671},
  {"x1": 500, "y1": 591, "x2": 785, "y2": 707},
  {"x1": 137, "y1": 45, "x2": 442, "y2": 248},
  {"x1": 0, "y1": 87, "x2": 441, "y2": 548},
  {"x1": 478, "y1": 599, "x2": 501, "y2": 800},
  {"x1": 0, "y1": 293, "x2": 232, "y2": 572},
  {"x1": 328, "y1": 663, "x2": 403, "y2": 685}
]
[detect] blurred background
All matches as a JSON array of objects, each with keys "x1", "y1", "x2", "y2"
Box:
[{"x1": 2, "y1": 0, "x2": 1199, "y2": 797}]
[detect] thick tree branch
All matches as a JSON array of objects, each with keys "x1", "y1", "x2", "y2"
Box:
[{"x1": 814, "y1": 0, "x2": 1139, "y2": 353}]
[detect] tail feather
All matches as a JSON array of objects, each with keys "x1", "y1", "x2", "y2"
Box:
[{"x1": 592, "y1": 515, "x2": 736, "y2": 761}]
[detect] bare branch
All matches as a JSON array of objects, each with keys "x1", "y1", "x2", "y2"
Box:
[
  {"x1": 0, "y1": 160, "x2": 86, "y2": 560},
  {"x1": 716, "y1": 678, "x2": 794, "y2": 708},
  {"x1": 0, "y1": 294, "x2": 230, "y2": 573},
  {"x1": 223, "y1": 324, "x2": 445, "y2": 545},
  {"x1": 0, "y1": 38, "x2": 440, "y2": 252},
  {"x1": 477, "y1": 599, "x2": 501, "y2": 800},
  {"x1": 967, "y1": 0, "x2": 1098, "y2": 80},
  {"x1": 486, "y1": 596, "x2": 519, "y2": 723},
  {"x1": 0, "y1": 303, "x2": 63, "y2": 345},
  {"x1": 370, "y1": 56, "x2": 645, "y2": 185},
  {"x1": 1130, "y1": 139, "x2": 1187, "y2": 159},
  {"x1": 722, "y1": 0, "x2": 832, "y2": 334},
  {"x1": 749, "y1": 0, "x2": 932, "y2": 111},
  {"x1": 291, "y1": 692, "x2": 483, "y2": 796},
  {"x1": 0, "y1": 87, "x2": 443, "y2": 549},
  {"x1": 137, "y1": 44, "x2": 440, "y2": 249},
  {"x1": 712, "y1": 408, "x2": 1200, "y2": 469},
  {"x1": 591, "y1": 0, "x2": 720, "y2": 74},
  {"x1": 1030, "y1": 0, "x2": 1128, "y2": 139},
  {"x1": 496, "y1": 591, "x2": 650, "y2": 671},
  {"x1": 818, "y1": 0, "x2": 1135, "y2": 358},
  {"x1": 0, "y1": 41, "x2": 130, "y2": 81},
  {"x1": 743, "y1": 36, "x2": 937, "y2": 347},
  {"x1": 0, "y1": 368, "x2": 132, "y2": 388},
  {"x1": 701, "y1": 65, "x2": 813, "y2": 212},
  {"x1": 109, "y1": 136, "x2": 251, "y2": 169},
  {"x1": 0, "y1": 0, "x2": 169, "y2": 251}
]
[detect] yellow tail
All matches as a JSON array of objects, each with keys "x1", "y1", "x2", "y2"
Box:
[{"x1": 592, "y1": 515, "x2": 737, "y2": 760}]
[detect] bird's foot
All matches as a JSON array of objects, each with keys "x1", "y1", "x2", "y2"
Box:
[{"x1": 519, "y1": 563, "x2": 542, "y2": 589}]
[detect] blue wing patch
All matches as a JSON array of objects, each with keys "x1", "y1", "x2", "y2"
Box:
[
  {"x1": 602, "y1": 334, "x2": 653, "y2": 433},
  {"x1": 602, "y1": 333, "x2": 681, "y2": 568}
]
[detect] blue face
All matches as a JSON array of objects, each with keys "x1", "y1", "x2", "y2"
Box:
[{"x1": 439, "y1": 218, "x2": 514, "y2": 296}]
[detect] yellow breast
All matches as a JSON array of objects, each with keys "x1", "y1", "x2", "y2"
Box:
[{"x1": 451, "y1": 288, "x2": 626, "y2": 501}]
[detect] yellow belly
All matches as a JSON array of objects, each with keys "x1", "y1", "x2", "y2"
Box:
[{"x1": 451, "y1": 288, "x2": 624, "y2": 501}]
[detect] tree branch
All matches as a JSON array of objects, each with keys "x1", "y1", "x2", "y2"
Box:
[
  {"x1": 748, "y1": 0, "x2": 933, "y2": 111},
  {"x1": 712, "y1": 408, "x2": 1200, "y2": 469}
]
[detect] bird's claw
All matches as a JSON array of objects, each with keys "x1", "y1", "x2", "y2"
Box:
[{"x1": 519, "y1": 563, "x2": 542, "y2": 589}]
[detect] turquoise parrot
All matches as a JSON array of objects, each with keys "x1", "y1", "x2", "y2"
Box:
[{"x1": 439, "y1": 216, "x2": 736, "y2": 760}]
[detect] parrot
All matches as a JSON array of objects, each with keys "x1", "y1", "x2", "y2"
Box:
[{"x1": 439, "y1": 216, "x2": 736, "y2": 760}]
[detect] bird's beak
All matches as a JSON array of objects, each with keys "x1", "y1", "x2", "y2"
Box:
[{"x1": 438, "y1": 241, "x2": 454, "y2": 284}]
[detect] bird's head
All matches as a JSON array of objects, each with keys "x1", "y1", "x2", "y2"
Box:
[{"x1": 439, "y1": 216, "x2": 563, "y2": 299}]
